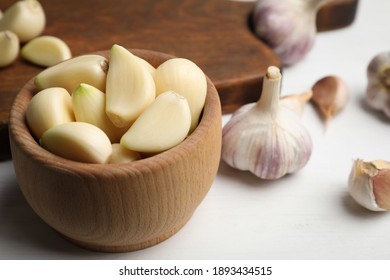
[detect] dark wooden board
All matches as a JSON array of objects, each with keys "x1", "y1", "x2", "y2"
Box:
[{"x1": 0, "y1": 0, "x2": 358, "y2": 160}]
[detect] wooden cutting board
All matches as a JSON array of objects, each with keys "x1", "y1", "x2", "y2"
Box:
[{"x1": 0, "y1": 0, "x2": 358, "y2": 160}]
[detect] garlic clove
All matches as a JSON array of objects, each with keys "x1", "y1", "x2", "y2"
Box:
[
  {"x1": 0, "y1": 0, "x2": 45, "y2": 43},
  {"x1": 136, "y1": 56, "x2": 156, "y2": 78},
  {"x1": 34, "y1": 54, "x2": 108, "y2": 93},
  {"x1": 222, "y1": 66, "x2": 313, "y2": 180},
  {"x1": 72, "y1": 83, "x2": 129, "y2": 143},
  {"x1": 348, "y1": 159, "x2": 390, "y2": 211},
  {"x1": 154, "y1": 57, "x2": 207, "y2": 133},
  {"x1": 108, "y1": 143, "x2": 141, "y2": 164},
  {"x1": 0, "y1": 30, "x2": 19, "y2": 67},
  {"x1": 26, "y1": 87, "x2": 75, "y2": 139},
  {"x1": 40, "y1": 122, "x2": 112, "y2": 164},
  {"x1": 311, "y1": 75, "x2": 349, "y2": 127},
  {"x1": 105, "y1": 44, "x2": 156, "y2": 128},
  {"x1": 120, "y1": 90, "x2": 191, "y2": 153},
  {"x1": 21, "y1": 35, "x2": 72, "y2": 67},
  {"x1": 280, "y1": 90, "x2": 313, "y2": 116}
]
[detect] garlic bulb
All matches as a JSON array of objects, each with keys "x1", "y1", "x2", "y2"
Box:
[
  {"x1": 365, "y1": 51, "x2": 390, "y2": 118},
  {"x1": 348, "y1": 159, "x2": 390, "y2": 211},
  {"x1": 252, "y1": 0, "x2": 328, "y2": 65},
  {"x1": 222, "y1": 66, "x2": 313, "y2": 179}
]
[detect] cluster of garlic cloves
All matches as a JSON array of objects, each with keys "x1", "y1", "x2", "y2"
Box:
[
  {"x1": 348, "y1": 159, "x2": 390, "y2": 211},
  {"x1": 252, "y1": 0, "x2": 329, "y2": 66},
  {"x1": 222, "y1": 66, "x2": 313, "y2": 180}
]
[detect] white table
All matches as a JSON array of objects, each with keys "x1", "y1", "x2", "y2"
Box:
[{"x1": 1, "y1": 0, "x2": 390, "y2": 260}]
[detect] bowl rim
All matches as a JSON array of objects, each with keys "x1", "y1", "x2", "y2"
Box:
[{"x1": 9, "y1": 48, "x2": 222, "y2": 176}]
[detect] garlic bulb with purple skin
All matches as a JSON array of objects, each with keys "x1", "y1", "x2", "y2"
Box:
[
  {"x1": 222, "y1": 66, "x2": 313, "y2": 180},
  {"x1": 365, "y1": 51, "x2": 390, "y2": 118},
  {"x1": 252, "y1": 0, "x2": 328, "y2": 66}
]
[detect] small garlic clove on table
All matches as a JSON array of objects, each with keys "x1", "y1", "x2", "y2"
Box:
[
  {"x1": 0, "y1": 30, "x2": 19, "y2": 67},
  {"x1": 348, "y1": 159, "x2": 390, "y2": 211},
  {"x1": 0, "y1": 0, "x2": 46, "y2": 43},
  {"x1": 21, "y1": 35, "x2": 72, "y2": 67}
]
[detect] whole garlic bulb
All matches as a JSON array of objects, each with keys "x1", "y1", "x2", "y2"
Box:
[
  {"x1": 252, "y1": 0, "x2": 328, "y2": 66},
  {"x1": 365, "y1": 51, "x2": 390, "y2": 118},
  {"x1": 222, "y1": 66, "x2": 313, "y2": 179},
  {"x1": 348, "y1": 159, "x2": 390, "y2": 211}
]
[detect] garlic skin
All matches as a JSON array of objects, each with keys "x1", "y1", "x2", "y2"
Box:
[
  {"x1": 348, "y1": 159, "x2": 390, "y2": 211},
  {"x1": 252, "y1": 0, "x2": 327, "y2": 65},
  {"x1": 365, "y1": 51, "x2": 390, "y2": 118},
  {"x1": 222, "y1": 66, "x2": 313, "y2": 179}
]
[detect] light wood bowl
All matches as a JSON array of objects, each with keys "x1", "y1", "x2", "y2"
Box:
[{"x1": 8, "y1": 49, "x2": 222, "y2": 253}]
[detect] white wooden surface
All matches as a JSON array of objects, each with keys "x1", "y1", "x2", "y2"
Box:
[{"x1": 1, "y1": 0, "x2": 390, "y2": 260}]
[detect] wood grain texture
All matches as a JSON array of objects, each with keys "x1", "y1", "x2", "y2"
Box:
[
  {"x1": 0, "y1": 0, "x2": 358, "y2": 160},
  {"x1": 9, "y1": 49, "x2": 222, "y2": 252}
]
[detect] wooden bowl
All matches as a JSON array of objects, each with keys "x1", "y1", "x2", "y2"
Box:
[{"x1": 8, "y1": 49, "x2": 222, "y2": 253}]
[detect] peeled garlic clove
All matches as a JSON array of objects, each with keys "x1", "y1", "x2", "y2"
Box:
[
  {"x1": 26, "y1": 87, "x2": 75, "y2": 139},
  {"x1": 365, "y1": 51, "x2": 390, "y2": 118},
  {"x1": 0, "y1": 30, "x2": 19, "y2": 67},
  {"x1": 222, "y1": 66, "x2": 313, "y2": 180},
  {"x1": 72, "y1": 83, "x2": 129, "y2": 143},
  {"x1": 154, "y1": 57, "x2": 207, "y2": 133},
  {"x1": 121, "y1": 90, "x2": 191, "y2": 153},
  {"x1": 280, "y1": 90, "x2": 313, "y2": 116},
  {"x1": 105, "y1": 44, "x2": 156, "y2": 128},
  {"x1": 0, "y1": 0, "x2": 45, "y2": 43},
  {"x1": 311, "y1": 75, "x2": 349, "y2": 127},
  {"x1": 136, "y1": 56, "x2": 156, "y2": 77},
  {"x1": 40, "y1": 122, "x2": 112, "y2": 164},
  {"x1": 21, "y1": 35, "x2": 72, "y2": 67},
  {"x1": 34, "y1": 54, "x2": 108, "y2": 93},
  {"x1": 348, "y1": 159, "x2": 390, "y2": 211},
  {"x1": 109, "y1": 143, "x2": 141, "y2": 164}
]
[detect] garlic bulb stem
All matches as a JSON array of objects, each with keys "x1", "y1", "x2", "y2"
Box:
[{"x1": 256, "y1": 66, "x2": 281, "y2": 114}]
